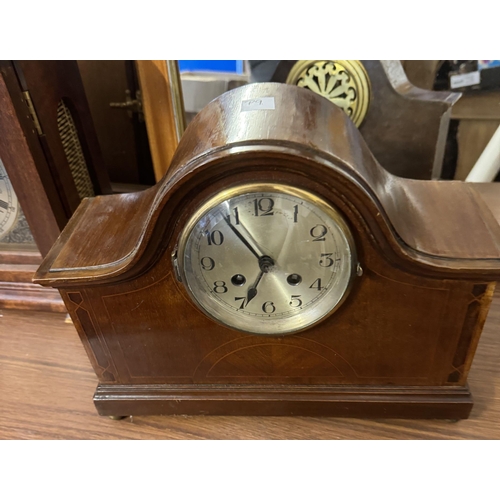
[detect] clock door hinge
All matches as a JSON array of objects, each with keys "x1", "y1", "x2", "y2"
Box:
[
  {"x1": 22, "y1": 90, "x2": 43, "y2": 136},
  {"x1": 109, "y1": 89, "x2": 144, "y2": 122}
]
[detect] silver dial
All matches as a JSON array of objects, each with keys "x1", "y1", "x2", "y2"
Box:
[
  {"x1": 178, "y1": 184, "x2": 356, "y2": 335},
  {"x1": 0, "y1": 160, "x2": 20, "y2": 241}
]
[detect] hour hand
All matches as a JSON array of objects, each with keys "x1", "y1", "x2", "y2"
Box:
[{"x1": 246, "y1": 270, "x2": 264, "y2": 306}]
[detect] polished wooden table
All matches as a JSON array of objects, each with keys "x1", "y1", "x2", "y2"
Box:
[{"x1": 1, "y1": 293, "x2": 499, "y2": 440}]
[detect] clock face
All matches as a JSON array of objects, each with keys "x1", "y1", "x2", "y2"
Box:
[
  {"x1": 0, "y1": 160, "x2": 20, "y2": 242},
  {"x1": 177, "y1": 183, "x2": 357, "y2": 335}
]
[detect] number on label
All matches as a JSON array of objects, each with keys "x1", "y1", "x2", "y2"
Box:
[
  {"x1": 206, "y1": 230, "x2": 224, "y2": 246},
  {"x1": 201, "y1": 257, "x2": 215, "y2": 271},
  {"x1": 310, "y1": 225, "x2": 327, "y2": 241},
  {"x1": 262, "y1": 301, "x2": 276, "y2": 313},
  {"x1": 254, "y1": 198, "x2": 274, "y2": 217},
  {"x1": 213, "y1": 281, "x2": 228, "y2": 293}
]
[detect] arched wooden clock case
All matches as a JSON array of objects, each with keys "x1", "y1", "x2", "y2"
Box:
[{"x1": 34, "y1": 83, "x2": 500, "y2": 419}]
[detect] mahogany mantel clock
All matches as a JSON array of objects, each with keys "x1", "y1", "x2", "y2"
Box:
[{"x1": 34, "y1": 83, "x2": 500, "y2": 419}]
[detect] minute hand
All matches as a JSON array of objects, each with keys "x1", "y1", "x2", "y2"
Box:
[{"x1": 223, "y1": 216, "x2": 264, "y2": 260}]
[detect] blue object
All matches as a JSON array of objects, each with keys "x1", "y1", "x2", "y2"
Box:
[
  {"x1": 478, "y1": 60, "x2": 500, "y2": 70},
  {"x1": 178, "y1": 60, "x2": 244, "y2": 74}
]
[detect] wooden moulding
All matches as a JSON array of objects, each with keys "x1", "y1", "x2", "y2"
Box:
[
  {"x1": 0, "y1": 252, "x2": 65, "y2": 313},
  {"x1": 0, "y1": 281, "x2": 65, "y2": 313},
  {"x1": 94, "y1": 384, "x2": 473, "y2": 419}
]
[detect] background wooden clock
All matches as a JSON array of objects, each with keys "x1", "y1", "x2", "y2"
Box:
[
  {"x1": 0, "y1": 156, "x2": 63, "y2": 311},
  {"x1": 270, "y1": 60, "x2": 461, "y2": 180},
  {"x1": 34, "y1": 82, "x2": 500, "y2": 419},
  {"x1": 0, "y1": 159, "x2": 26, "y2": 243},
  {"x1": 0, "y1": 60, "x2": 112, "y2": 311}
]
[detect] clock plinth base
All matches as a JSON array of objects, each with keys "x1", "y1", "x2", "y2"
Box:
[
  {"x1": 0, "y1": 281, "x2": 66, "y2": 313},
  {"x1": 94, "y1": 383, "x2": 473, "y2": 420},
  {"x1": 0, "y1": 254, "x2": 66, "y2": 313}
]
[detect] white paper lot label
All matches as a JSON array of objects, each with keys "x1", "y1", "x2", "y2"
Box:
[
  {"x1": 450, "y1": 71, "x2": 480, "y2": 89},
  {"x1": 241, "y1": 97, "x2": 275, "y2": 111}
]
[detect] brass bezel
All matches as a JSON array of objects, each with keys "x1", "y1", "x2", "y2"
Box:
[{"x1": 177, "y1": 183, "x2": 358, "y2": 336}]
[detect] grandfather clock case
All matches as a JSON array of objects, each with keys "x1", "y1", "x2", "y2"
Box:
[{"x1": 34, "y1": 83, "x2": 500, "y2": 419}]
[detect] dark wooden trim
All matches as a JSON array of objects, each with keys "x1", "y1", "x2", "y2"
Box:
[
  {"x1": 0, "y1": 249, "x2": 42, "y2": 265},
  {"x1": 94, "y1": 383, "x2": 473, "y2": 419},
  {"x1": 0, "y1": 262, "x2": 39, "y2": 282},
  {"x1": 0, "y1": 256, "x2": 65, "y2": 312},
  {"x1": 0, "y1": 60, "x2": 113, "y2": 259},
  {"x1": 0, "y1": 64, "x2": 64, "y2": 255},
  {"x1": 0, "y1": 281, "x2": 65, "y2": 312},
  {"x1": 14, "y1": 60, "x2": 112, "y2": 197}
]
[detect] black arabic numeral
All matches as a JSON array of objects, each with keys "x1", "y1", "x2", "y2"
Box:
[
  {"x1": 0, "y1": 199, "x2": 8, "y2": 211},
  {"x1": 206, "y1": 230, "x2": 224, "y2": 246},
  {"x1": 262, "y1": 301, "x2": 276, "y2": 313},
  {"x1": 235, "y1": 297, "x2": 246, "y2": 309},
  {"x1": 289, "y1": 295, "x2": 302, "y2": 307},
  {"x1": 233, "y1": 207, "x2": 240, "y2": 225},
  {"x1": 309, "y1": 278, "x2": 324, "y2": 290},
  {"x1": 293, "y1": 204, "x2": 299, "y2": 223},
  {"x1": 200, "y1": 257, "x2": 215, "y2": 271},
  {"x1": 253, "y1": 197, "x2": 274, "y2": 216},
  {"x1": 213, "y1": 281, "x2": 228, "y2": 293},
  {"x1": 310, "y1": 224, "x2": 327, "y2": 241},
  {"x1": 319, "y1": 253, "x2": 334, "y2": 267}
]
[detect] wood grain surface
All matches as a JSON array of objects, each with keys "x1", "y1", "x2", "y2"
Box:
[
  {"x1": 1, "y1": 293, "x2": 499, "y2": 439},
  {"x1": 136, "y1": 60, "x2": 185, "y2": 181}
]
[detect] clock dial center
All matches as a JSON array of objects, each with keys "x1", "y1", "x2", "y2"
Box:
[{"x1": 258, "y1": 255, "x2": 275, "y2": 273}]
